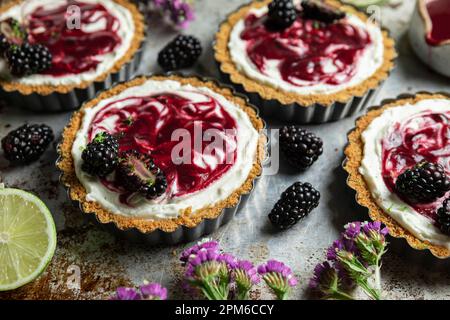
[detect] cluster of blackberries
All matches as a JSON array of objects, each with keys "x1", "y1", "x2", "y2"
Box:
[
  {"x1": 81, "y1": 133, "x2": 167, "y2": 200},
  {"x1": 268, "y1": 126, "x2": 323, "y2": 230},
  {"x1": 265, "y1": 0, "x2": 345, "y2": 31}
]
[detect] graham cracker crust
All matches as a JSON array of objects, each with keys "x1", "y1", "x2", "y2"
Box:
[
  {"x1": 0, "y1": 0, "x2": 145, "y2": 95},
  {"x1": 214, "y1": 0, "x2": 397, "y2": 107},
  {"x1": 344, "y1": 93, "x2": 450, "y2": 259},
  {"x1": 57, "y1": 75, "x2": 267, "y2": 233}
]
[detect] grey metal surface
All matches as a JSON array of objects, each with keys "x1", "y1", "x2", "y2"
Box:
[{"x1": 0, "y1": 0, "x2": 449, "y2": 300}]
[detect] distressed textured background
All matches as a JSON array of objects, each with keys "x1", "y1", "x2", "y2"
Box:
[{"x1": 0, "y1": 0, "x2": 449, "y2": 300}]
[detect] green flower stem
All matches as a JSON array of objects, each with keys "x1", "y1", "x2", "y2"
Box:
[
  {"x1": 357, "y1": 277, "x2": 381, "y2": 300},
  {"x1": 329, "y1": 290, "x2": 355, "y2": 300},
  {"x1": 201, "y1": 279, "x2": 227, "y2": 300}
]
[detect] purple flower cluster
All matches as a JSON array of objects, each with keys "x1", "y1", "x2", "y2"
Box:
[
  {"x1": 257, "y1": 260, "x2": 298, "y2": 300},
  {"x1": 310, "y1": 221, "x2": 389, "y2": 300},
  {"x1": 139, "y1": 0, "x2": 195, "y2": 29},
  {"x1": 180, "y1": 239, "x2": 297, "y2": 300},
  {"x1": 111, "y1": 282, "x2": 168, "y2": 300}
]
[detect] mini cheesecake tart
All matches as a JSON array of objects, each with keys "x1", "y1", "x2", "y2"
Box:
[
  {"x1": 0, "y1": 0, "x2": 145, "y2": 110},
  {"x1": 57, "y1": 75, "x2": 266, "y2": 236},
  {"x1": 345, "y1": 93, "x2": 450, "y2": 258},
  {"x1": 215, "y1": 0, "x2": 396, "y2": 122}
]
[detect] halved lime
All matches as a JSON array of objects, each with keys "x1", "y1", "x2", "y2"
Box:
[{"x1": 0, "y1": 186, "x2": 57, "y2": 291}]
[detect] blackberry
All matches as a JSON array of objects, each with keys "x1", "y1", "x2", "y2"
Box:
[
  {"x1": 5, "y1": 43, "x2": 52, "y2": 77},
  {"x1": 437, "y1": 198, "x2": 450, "y2": 236},
  {"x1": 81, "y1": 132, "x2": 119, "y2": 177},
  {"x1": 279, "y1": 126, "x2": 323, "y2": 170},
  {"x1": 157, "y1": 35, "x2": 202, "y2": 71},
  {"x1": 301, "y1": 0, "x2": 345, "y2": 24},
  {"x1": 269, "y1": 182, "x2": 320, "y2": 230},
  {"x1": 395, "y1": 161, "x2": 450, "y2": 203},
  {"x1": 116, "y1": 150, "x2": 167, "y2": 200},
  {"x1": 267, "y1": 0, "x2": 298, "y2": 30},
  {"x1": 1, "y1": 124, "x2": 54, "y2": 165}
]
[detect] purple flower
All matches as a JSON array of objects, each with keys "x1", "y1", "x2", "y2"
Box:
[
  {"x1": 217, "y1": 253, "x2": 238, "y2": 269},
  {"x1": 235, "y1": 260, "x2": 260, "y2": 285},
  {"x1": 326, "y1": 236, "x2": 358, "y2": 262},
  {"x1": 111, "y1": 287, "x2": 141, "y2": 300},
  {"x1": 187, "y1": 248, "x2": 220, "y2": 268},
  {"x1": 258, "y1": 260, "x2": 298, "y2": 300},
  {"x1": 140, "y1": 283, "x2": 168, "y2": 300},
  {"x1": 180, "y1": 239, "x2": 220, "y2": 265},
  {"x1": 233, "y1": 260, "x2": 260, "y2": 300},
  {"x1": 145, "y1": 0, "x2": 195, "y2": 29},
  {"x1": 362, "y1": 221, "x2": 389, "y2": 237},
  {"x1": 309, "y1": 261, "x2": 336, "y2": 292},
  {"x1": 344, "y1": 222, "x2": 362, "y2": 239},
  {"x1": 169, "y1": 0, "x2": 195, "y2": 28}
]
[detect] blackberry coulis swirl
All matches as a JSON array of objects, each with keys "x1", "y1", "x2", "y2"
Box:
[
  {"x1": 88, "y1": 92, "x2": 239, "y2": 205},
  {"x1": 381, "y1": 111, "x2": 450, "y2": 219},
  {"x1": 27, "y1": 0, "x2": 122, "y2": 76},
  {"x1": 240, "y1": 6, "x2": 372, "y2": 86}
]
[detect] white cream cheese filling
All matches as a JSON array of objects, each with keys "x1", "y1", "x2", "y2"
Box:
[
  {"x1": 0, "y1": 0, "x2": 135, "y2": 86},
  {"x1": 360, "y1": 99, "x2": 450, "y2": 249},
  {"x1": 72, "y1": 79, "x2": 260, "y2": 220},
  {"x1": 228, "y1": 2, "x2": 384, "y2": 95}
]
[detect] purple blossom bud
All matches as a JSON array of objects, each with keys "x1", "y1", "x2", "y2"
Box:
[
  {"x1": 344, "y1": 222, "x2": 361, "y2": 239},
  {"x1": 326, "y1": 239, "x2": 344, "y2": 261},
  {"x1": 217, "y1": 253, "x2": 238, "y2": 269},
  {"x1": 111, "y1": 287, "x2": 141, "y2": 300},
  {"x1": 140, "y1": 283, "x2": 168, "y2": 300},
  {"x1": 180, "y1": 239, "x2": 220, "y2": 265},
  {"x1": 362, "y1": 221, "x2": 389, "y2": 237},
  {"x1": 309, "y1": 261, "x2": 336, "y2": 292},
  {"x1": 258, "y1": 260, "x2": 298, "y2": 300},
  {"x1": 188, "y1": 248, "x2": 220, "y2": 267},
  {"x1": 235, "y1": 260, "x2": 261, "y2": 284}
]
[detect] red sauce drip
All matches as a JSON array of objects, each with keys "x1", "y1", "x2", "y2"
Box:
[
  {"x1": 381, "y1": 111, "x2": 450, "y2": 219},
  {"x1": 240, "y1": 13, "x2": 372, "y2": 86},
  {"x1": 27, "y1": 0, "x2": 122, "y2": 76},
  {"x1": 425, "y1": 0, "x2": 450, "y2": 46},
  {"x1": 88, "y1": 93, "x2": 238, "y2": 204}
]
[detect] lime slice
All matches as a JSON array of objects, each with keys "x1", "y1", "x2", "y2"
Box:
[{"x1": 0, "y1": 186, "x2": 57, "y2": 291}]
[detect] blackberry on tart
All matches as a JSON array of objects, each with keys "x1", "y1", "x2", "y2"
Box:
[
  {"x1": 81, "y1": 132, "x2": 119, "y2": 178},
  {"x1": 116, "y1": 150, "x2": 167, "y2": 200},
  {"x1": 395, "y1": 161, "x2": 450, "y2": 203}
]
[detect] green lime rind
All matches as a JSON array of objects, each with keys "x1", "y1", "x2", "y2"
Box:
[{"x1": 0, "y1": 187, "x2": 57, "y2": 291}]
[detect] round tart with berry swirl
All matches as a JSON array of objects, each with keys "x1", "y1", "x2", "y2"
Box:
[
  {"x1": 215, "y1": 0, "x2": 396, "y2": 123},
  {"x1": 345, "y1": 93, "x2": 450, "y2": 258},
  {"x1": 57, "y1": 75, "x2": 266, "y2": 241},
  {"x1": 0, "y1": 0, "x2": 144, "y2": 111}
]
